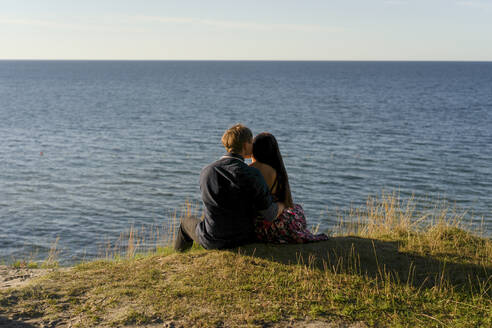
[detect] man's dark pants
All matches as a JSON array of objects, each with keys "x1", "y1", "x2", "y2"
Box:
[{"x1": 174, "y1": 215, "x2": 201, "y2": 252}]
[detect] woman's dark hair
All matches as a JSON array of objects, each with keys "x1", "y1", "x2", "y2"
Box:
[{"x1": 253, "y1": 133, "x2": 293, "y2": 208}]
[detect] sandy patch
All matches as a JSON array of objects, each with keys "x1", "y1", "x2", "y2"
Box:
[{"x1": 0, "y1": 265, "x2": 65, "y2": 290}]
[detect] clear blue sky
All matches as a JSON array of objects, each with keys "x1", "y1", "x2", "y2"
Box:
[{"x1": 1, "y1": 0, "x2": 491, "y2": 60}]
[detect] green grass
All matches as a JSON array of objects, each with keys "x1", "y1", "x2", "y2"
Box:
[
  {"x1": 1, "y1": 193, "x2": 491, "y2": 327},
  {"x1": 11, "y1": 260, "x2": 39, "y2": 269}
]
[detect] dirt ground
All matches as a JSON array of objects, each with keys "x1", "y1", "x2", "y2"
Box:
[
  {"x1": 0, "y1": 265, "x2": 59, "y2": 290},
  {"x1": 0, "y1": 266, "x2": 368, "y2": 328},
  {"x1": 123, "y1": 320, "x2": 369, "y2": 328}
]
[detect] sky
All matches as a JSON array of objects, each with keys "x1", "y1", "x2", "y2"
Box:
[{"x1": 1, "y1": 0, "x2": 491, "y2": 61}]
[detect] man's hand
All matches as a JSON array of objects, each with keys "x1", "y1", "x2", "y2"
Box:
[{"x1": 276, "y1": 202, "x2": 286, "y2": 218}]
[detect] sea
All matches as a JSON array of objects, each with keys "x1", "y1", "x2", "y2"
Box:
[{"x1": 1, "y1": 61, "x2": 491, "y2": 264}]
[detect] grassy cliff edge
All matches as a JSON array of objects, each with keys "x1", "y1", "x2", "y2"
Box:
[{"x1": 1, "y1": 193, "x2": 491, "y2": 327}]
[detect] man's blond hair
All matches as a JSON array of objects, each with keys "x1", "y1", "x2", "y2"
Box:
[{"x1": 221, "y1": 124, "x2": 253, "y2": 154}]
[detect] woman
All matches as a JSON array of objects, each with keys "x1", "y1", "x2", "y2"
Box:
[{"x1": 250, "y1": 132, "x2": 329, "y2": 243}]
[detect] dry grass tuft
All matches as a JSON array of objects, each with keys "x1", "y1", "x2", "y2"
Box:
[
  {"x1": 336, "y1": 191, "x2": 491, "y2": 267},
  {"x1": 100, "y1": 201, "x2": 201, "y2": 260}
]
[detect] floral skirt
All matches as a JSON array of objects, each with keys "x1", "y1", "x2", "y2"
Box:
[{"x1": 255, "y1": 204, "x2": 329, "y2": 244}]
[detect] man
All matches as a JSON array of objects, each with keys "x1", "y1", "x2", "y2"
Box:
[{"x1": 174, "y1": 123, "x2": 285, "y2": 251}]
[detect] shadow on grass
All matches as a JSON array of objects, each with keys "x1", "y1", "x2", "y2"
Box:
[
  {"x1": 0, "y1": 316, "x2": 37, "y2": 327},
  {"x1": 233, "y1": 237, "x2": 491, "y2": 293}
]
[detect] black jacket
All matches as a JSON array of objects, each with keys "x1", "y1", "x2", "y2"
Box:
[{"x1": 196, "y1": 153, "x2": 277, "y2": 249}]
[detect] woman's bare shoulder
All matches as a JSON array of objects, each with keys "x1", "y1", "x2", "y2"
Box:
[
  {"x1": 251, "y1": 161, "x2": 275, "y2": 173},
  {"x1": 250, "y1": 162, "x2": 276, "y2": 186}
]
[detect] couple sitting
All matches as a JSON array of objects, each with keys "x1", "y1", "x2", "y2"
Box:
[{"x1": 174, "y1": 123, "x2": 328, "y2": 252}]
